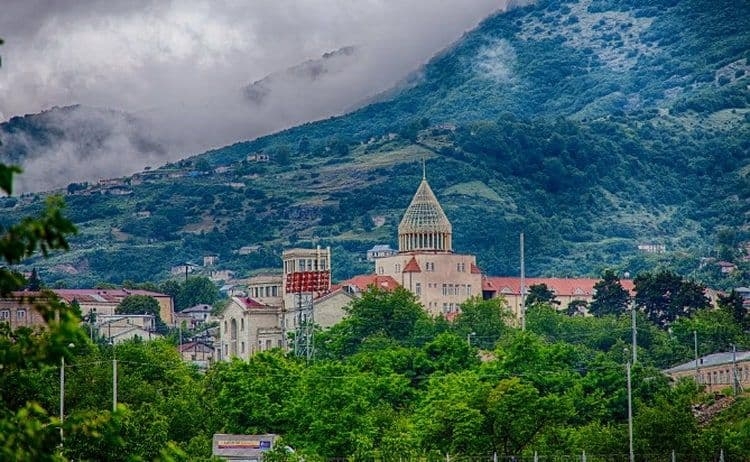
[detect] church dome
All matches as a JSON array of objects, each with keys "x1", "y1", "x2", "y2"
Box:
[{"x1": 398, "y1": 177, "x2": 452, "y2": 253}]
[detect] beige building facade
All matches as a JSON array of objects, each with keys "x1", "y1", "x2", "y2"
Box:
[
  {"x1": 376, "y1": 174, "x2": 482, "y2": 317},
  {"x1": 217, "y1": 296, "x2": 283, "y2": 361},
  {"x1": 664, "y1": 351, "x2": 750, "y2": 393}
]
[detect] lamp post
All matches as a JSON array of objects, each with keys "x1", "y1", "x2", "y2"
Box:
[{"x1": 59, "y1": 343, "x2": 75, "y2": 444}]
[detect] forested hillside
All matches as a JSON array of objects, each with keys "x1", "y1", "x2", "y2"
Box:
[{"x1": 1, "y1": 0, "x2": 749, "y2": 287}]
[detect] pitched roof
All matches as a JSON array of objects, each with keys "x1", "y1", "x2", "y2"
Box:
[
  {"x1": 470, "y1": 263, "x2": 482, "y2": 274},
  {"x1": 339, "y1": 274, "x2": 400, "y2": 292},
  {"x1": 182, "y1": 304, "x2": 212, "y2": 313},
  {"x1": 481, "y1": 277, "x2": 635, "y2": 297},
  {"x1": 664, "y1": 351, "x2": 750, "y2": 374},
  {"x1": 240, "y1": 297, "x2": 268, "y2": 309},
  {"x1": 403, "y1": 257, "x2": 422, "y2": 273},
  {"x1": 178, "y1": 341, "x2": 214, "y2": 353},
  {"x1": 398, "y1": 179, "x2": 452, "y2": 235},
  {"x1": 52, "y1": 288, "x2": 170, "y2": 304}
]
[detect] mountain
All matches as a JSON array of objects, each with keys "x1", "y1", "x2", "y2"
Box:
[
  {"x1": 243, "y1": 46, "x2": 359, "y2": 106},
  {"x1": 2, "y1": 0, "x2": 749, "y2": 288},
  {"x1": 0, "y1": 105, "x2": 166, "y2": 193}
]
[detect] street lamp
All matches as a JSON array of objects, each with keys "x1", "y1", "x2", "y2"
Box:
[{"x1": 59, "y1": 342, "x2": 75, "y2": 444}]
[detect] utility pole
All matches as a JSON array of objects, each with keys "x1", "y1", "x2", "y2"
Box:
[
  {"x1": 59, "y1": 356, "x2": 65, "y2": 444},
  {"x1": 627, "y1": 360, "x2": 634, "y2": 462},
  {"x1": 520, "y1": 233, "x2": 525, "y2": 331},
  {"x1": 732, "y1": 344, "x2": 739, "y2": 396},
  {"x1": 694, "y1": 330, "x2": 699, "y2": 382},
  {"x1": 112, "y1": 341, "x2": 118, "y2": 412},
  {"x1": 631, "y1": 303, "x2": 637, "y2": 364}
]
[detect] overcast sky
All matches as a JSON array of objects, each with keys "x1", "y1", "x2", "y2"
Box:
[{"x1": 0, "y1": 1, "x2": 507, "y2": 155}]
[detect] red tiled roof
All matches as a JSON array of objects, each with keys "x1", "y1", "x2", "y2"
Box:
[
  {"x1": 240, "y1": 297, "x2": 267, "y2": 308},
  {"x1": 339, "y1": 274, "x2": 400, "y2": 292},
  {"x1": 402, "y1": 257, "x2": 421, "y2": 273},
  {"x1": 52, "y1": 288, "x2": 169, "y2": 304},
  {"x1": 470, "y1": 263, "x2": 482, "y2": 274},
  {"x1": 481, "y1": 277, "x2": 635, "y2": 296}
]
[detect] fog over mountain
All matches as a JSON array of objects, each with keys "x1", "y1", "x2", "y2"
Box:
[{"x1": 0, "y1": 0, "x2": 508, "y2": 191}]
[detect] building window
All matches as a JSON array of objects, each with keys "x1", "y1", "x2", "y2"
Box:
[
  {"x1": 467, "y1": 285, "x2": 472, "y2": 296},
  {"x1": 442, "y1": 303, "x2": 449, "y2": 313},
  {"x1": 17, "y1": 309, "x2": 27, "y2": 320},
  {"x1": 0, "y1": 310, "x2": 9, "y2": 320},
  {"x1": 395, "y1": 263, "x2": 401, "y2": 273},
  {"x1": 426, "y1": 262, "x2": 435, "y2": 272},
  {"x1": 415, "y1": 283, "x2": 421, "y2": 296},
  {"x1": 241, "y1": 341, "x2": 245, "y2": 353},
  {"x1": 266, "y1": 339, "x2": 272, "y2": 350},
  {"x1": 457, "y1": 262, "x2": 465, "y2": 272},
  {"x1": 442, "y1": 284, "x2": 447, "y2": 296},
  {"x1": 378, "y1": 266, "x2": 384, "y2": 275},
  {"x1": 241, "y1": 319, "x2": 245, "y2": 331}
]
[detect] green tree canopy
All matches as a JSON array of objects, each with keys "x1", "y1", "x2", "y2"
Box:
[
  {"x1": 589, "y1": 269, "x2": 630, "y2": 317},
  {"x1": 526, "y1": 283, "x2": 559, "y2": 307},
  {"x1": 175, "y1": 277, "x2": 219, "y2": 311},
  {"x1": 453, "y1": 297, "x2": 512, "y2": 350},
  {"x1": 634, "y1": 270, "x2": 710, "y2": 329},
  {"x1": 116, "y1": 295, "x2": 161, "y2": 318}
]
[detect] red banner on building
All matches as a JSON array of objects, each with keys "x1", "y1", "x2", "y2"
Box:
[{"x1": 285, "y1": 271, "x2": 331, "y2": 294}]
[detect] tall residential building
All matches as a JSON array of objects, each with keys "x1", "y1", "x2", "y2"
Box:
[{"x1": 375, "y1": 173, "x2": 482, "y2": 317}]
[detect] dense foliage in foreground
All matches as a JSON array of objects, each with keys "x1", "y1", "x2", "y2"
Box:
[{"x1": 4, "y1": 287, "x2": 750, "y2": 461}]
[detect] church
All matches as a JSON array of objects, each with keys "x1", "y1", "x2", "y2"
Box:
[{"x1": 374, "y1": 170, "x2": 482, "y2": 317}]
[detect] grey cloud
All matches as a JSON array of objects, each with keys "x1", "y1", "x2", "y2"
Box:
[{"x1": 0, "y1": 0, "x2": 508, "y2": 192}]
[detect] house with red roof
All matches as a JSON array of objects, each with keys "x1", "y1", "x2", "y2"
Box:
[{"x1": 52, "y1": 288, "x2": 175, "y2": 325}]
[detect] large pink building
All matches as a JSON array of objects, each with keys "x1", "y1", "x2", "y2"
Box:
[{"x1": 375, "y1": 173, "x2": 482, "y2": 317}]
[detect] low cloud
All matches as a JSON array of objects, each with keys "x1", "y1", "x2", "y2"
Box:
[{"x1": 0, "y1": 1, "x2": 509, "y2": 191}]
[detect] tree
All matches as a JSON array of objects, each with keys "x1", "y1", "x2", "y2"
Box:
[
  {"x1": 566, "y1": 299, "x2": 588, "y2": 316},
  {"x1": 717, "y1": 290, "x2": 749, "y2": 331},
  {"x1": 634, "y1": 270, "x2": 710, "y2": 328},
  {"x1": 526, "y1": 283, "x2": 559, "y2": 307},
  {"x1": 116, "y1": 295, "x2": 160, "y2": 318},
  {"x1": 486, "y1": 377, "x2": 570, "y2": 456},
  {"x1": 25, "y1": 268, "x2": 42, "y2": 291},
  {"x1": 0, "y1": 155, "x2": 120, "y2": 457},
  {"x1": 343, "y1": 287, "x2": 430, "y2": 350},
  {"x1": 453, "y1": 297, "x2": 512, "y2": 350},
  {"x1": 589, "y1": 269, "x2": 630, "y2": 317},
  {"x1": 175, "y1": 277, "x2": 219, "y2": 311}
]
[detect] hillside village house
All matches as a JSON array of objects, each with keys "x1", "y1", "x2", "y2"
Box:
[
  {"x1": 179, "y1": 340, "x2": 214, "y2": 368},
  {"x1": 181, "y1": 304, "x2": 213, "y2": 326},
  {"x1": 98, "y1": 314, "x2": 162, "y2": 344},
  {"x1": 664, "y1": 351, "x2": 750, "y2": 393},
  {"x1": 53, "y1": 288, "x2": 175, "y2": 325},
  {"x1": 0, "y1": 292, "x2": 50, "y2": 330}
]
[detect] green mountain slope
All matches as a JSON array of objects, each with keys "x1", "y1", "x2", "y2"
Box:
[{"x1": 2, "y1": 0, "x2": 749, "y2": 287}]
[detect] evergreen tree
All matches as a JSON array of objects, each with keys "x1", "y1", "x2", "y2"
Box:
[
  {"x1": 589, "y1": 269, "x2": 630, "y2": 317},
  {"x1": 25, "y1": 268, "x2": 41, "y2": 291}
]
